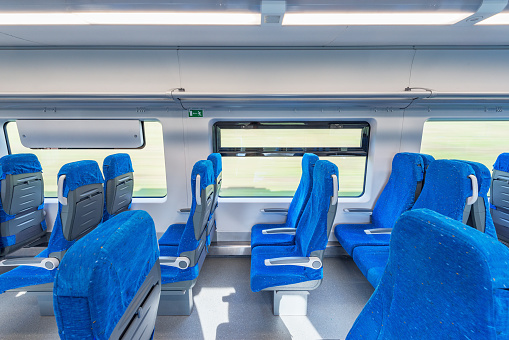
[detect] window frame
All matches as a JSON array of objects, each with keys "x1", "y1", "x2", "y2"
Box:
[
  {"x1": 3, "y1": 119, "x2": 167, "y2": 198},
  {"x1": 213, "y1": 120, "x2": 370, "y2": 198}
]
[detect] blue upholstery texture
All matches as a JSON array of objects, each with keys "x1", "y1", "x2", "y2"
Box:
[
  {"x1": 159, "y1": 160, "x2": 214, "y2": 284},
  {"x1": 420, "y1": 153, "x2": 435, "y2": 169},
  {"x1": 347, "y1": 209, "x2": 509, "y2": 339},
  {"x1": 251, "y1": 160, "x2": 338, "y2": 292},
  {"x1": 53, "y1": 210, "x2": 159, "y2": 340},
  {"x1": 0, "y1": 153, "x2": 42, "y2": 180},
  {"x1": 0, "y1": 160, "x2": 104, "y2": 293},
  {"x1": 412, "y1": 160, "x2": 475, "y2": 221},
  {"x1": 335, "y1": 153, "x2": 429, "y2": 255},
  {"x1": 0, "y1": 153, "x2": 47, "y2": 252},
  {"x1": 207, "y1": 153, "x2": 222, "y2": 180},
  {"x1": 455, "y1": 160, "x2": 497, "y2": 239},
  {"x1": 251, "y1": 153, "x2": 319, "y2": 248},
  {"x1": 102, "y1": 153, "x2": 134, "y2": 222},
  {"x1": 352, "y1": 246, "x2": 389, "y2": 278},
  {"x1": 494, "y1": 153, "x2": 509, "y2": 172},
  {"x1": 366, "y1": 266, "x2": 384, "y2": 287}
]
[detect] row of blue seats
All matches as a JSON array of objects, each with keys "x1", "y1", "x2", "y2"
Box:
[{"x1": 0, "y1": 152, "x2": 223, "y2": 319}]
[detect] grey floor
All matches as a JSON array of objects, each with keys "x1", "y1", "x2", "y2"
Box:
[{"x1": 0, "y1": 255, "x2": 374, "y2": 340}]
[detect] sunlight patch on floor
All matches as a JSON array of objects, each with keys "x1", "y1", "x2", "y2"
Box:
[{"x1": 195, "y1": 287, "x2": 236, "y2": 340}]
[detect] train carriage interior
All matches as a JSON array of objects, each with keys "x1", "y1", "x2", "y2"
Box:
[{"x1": 1, "y1": 0, "x2": 509, "y2": 339}]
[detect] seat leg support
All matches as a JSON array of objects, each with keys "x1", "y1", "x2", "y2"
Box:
[
  {"x1": 273, "y1": 291, "x2": 310, "y2": 316},
  {"x1": 33, "y1": 292, "x2": 54, "y2": 316},
  {"x1": 157, "y1": 289, "x2": 193, "y2": 316}
]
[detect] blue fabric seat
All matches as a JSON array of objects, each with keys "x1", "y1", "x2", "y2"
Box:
[
  {"x1": 102, "y1": 153, "x2": 134, "y2": 222},
  {"x1": 159, "y1": 160, "x2": 214, "y2": 285},
  {"x1": 347, "y1": 208, "x2": 509, "y2": 339},
  {"x1": 54, "y1": 210, "x2": 160, "y2": 340},
  {"x1": 159, "y1": 153, "x2": 222, "y2": 249},
  {"x1": 0, "y1": 160, "x2": 104, "y2": 294},
  {"x1": 491, "y1": 153, "x2": 509, "y2": 241},
  {"x1": 334, "y1": 153, "x2": 434, "y2": 256},
  {"x1": 0, "y1": 153, "x2": 46, "y2": 258},
  {"x1": 251, "y1": 153, "x2": 319, "y2": 248},
  {"x1": 354, "y1": 159, "x2": 494, "y2": 287},
  {"x1": 251, "y1": 160, "x2": 338, "y2": 292}
]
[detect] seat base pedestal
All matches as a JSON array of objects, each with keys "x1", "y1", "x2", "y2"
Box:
[
  {"x1": 32, "y1": 292, "x2": 54, "y2": 316},
  {"x1": 273, "y1": 291, "x2": 309, "y2": 316},
  {"x1": 157, "y1": 288, "x2": 193, "y2": 315}
]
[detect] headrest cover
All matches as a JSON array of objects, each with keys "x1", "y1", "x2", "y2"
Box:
[
  {"x1": 53, "y1": 210, "x2": 159, "y2": 339},
  {"x1": 207, "y1": 153, "x2": 222, "y2": 179},
  {"x1": 419, "y1": 153, "x2": 435, "y2": 169},
  {"x1": 494, "y1": 153, "x2": 509, "y2": 173},
  {"x1": 191, "y1": 160, "x2": 214, "y2": 192},
  {"x1": 58, "y1": 160, "x2": 104, "y2": 197},
  {"x1": 412, "y1": 160, "x2": 475, "y2": 221},
  {"x1": 455, "y1": 160, "x2": 491, "y2": 197},
  {"x1": 302, "y1": 153, "x2": 320, "y2": 178},
  {"x1": 103, "y1": 153, "x2": 134, "y2": 181},
  {"x1": 0, "y1": 153, "x2": 42, "y2": 180}
]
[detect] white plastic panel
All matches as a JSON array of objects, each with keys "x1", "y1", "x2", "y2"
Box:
[
  {"x1": 179, "y1": 50, "x2": 415, "y2": 93},
  {"x1": 0, "y1": 49, "x2": 180, "y2": 93},
  {"x1": 16, "y1": 119, "x2": 143, "y2": 148},
  {"x1": 410, "y1": 49, "x2": 509, "y2": 92}
]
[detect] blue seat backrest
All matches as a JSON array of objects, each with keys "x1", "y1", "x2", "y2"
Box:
[
  {"x1": 494, "y1": 153, "x2": 509, "y2": 173},
  {"x1": 456, "y1": 160, "x2": 497, "y2": 238},
  {"x1": 285, "y1": 153, "x2": 319, "y2": 229},
  {"x1": 178, "y1": 160, "x2": 214, "y2": 254},
  {"x1": 102, "y1": 153, "x2": 134, "y2": 221},
  {"x1": 371, "y1": 153, "x2": 426, "y2": 229},
  {"x1": 347, "y1": 208, "x2": 509, "y2": 339},
  {"x1": 46, "y1": 160, "x2": 104, "y2": 255},
  {"x1": 295, "y1": 160, "x2": 338, "y2": 256},
  {"x1": 207, "y1": 153, "x2": 222, "y2": 217},
  {"x1": 412, "y1": 160, "x2": 475, "y2": 221},
  {"x1": 53, "y1": 210, "x2": 159, "y2": 340},
  {"x1": 0, "y1": 153, "x2": 46, "y2": 257}
]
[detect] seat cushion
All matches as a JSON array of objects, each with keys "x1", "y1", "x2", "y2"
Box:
[
  {"x1": 334, "y1": 223, "x2": 390, "y2": 256},
  {"x1": 250, "y1": 245, "x2": 322, "y2": 292},
  {"x1": 159, "y1": 224, "x2": 185, "y2": 246},
  {"x1": 251, "y1": 223, "x2": 295, "y2": 248},
  {"x1": 0, "y1": 249, "x2": 56, "y2": 294},
  {"x1": 366, "y1": 267, "x2": 385, "y2": 287},
  {"x1": 160, "y1": 264, "x2": 199, "y2": 285},
  {"x1": 352, "y1": 246, "x2": 389, "y2": 277}
]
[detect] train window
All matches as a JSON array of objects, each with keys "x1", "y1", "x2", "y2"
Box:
[
  {"x1": 213, "y1": 121, "x2": 370, "y2": 197},
  {"x1": 5, "y1": 120, "x2": 166, "y2": 198},
  {"x1": 421, "y1": 120, "x2": 509, "y2": 173}
]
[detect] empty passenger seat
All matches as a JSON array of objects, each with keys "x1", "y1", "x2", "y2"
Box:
[
  {"x1": 102, "y1": 153, "x2": 134, "y2": 221},
  {"x1": 0, "y1": 160, "x2": 104, "y2": 296},
  {"x1": 334, "y1": 152, "x2": 434, "y2": 256},
  {"x1": 54, "y1": 210, "x2": 160, "y2": 340},
  {"x1": 251, "y1": 153, "x2": 319, "y2": 248},
  {"x1": 205, "y1": 153, "x2": 222, "y2": 243},
  {"x1": 353, "y1": 159, "x2": 487, "y2": 287},
  {"x1": 491, "y1": 153, "x2": 509, "y2": 242},
  {"x1": 347, "y1": 209, "x2": 509, "y2": 339},
  {"x1": 250, "y1": 160, "x2": 338, "y2": 315},
  {"x1": 0, "y1": 153, "x2": 46, "y2": 259},
  {"x1": 157, "y1": 159, "x2": 214, "y2": 315}
]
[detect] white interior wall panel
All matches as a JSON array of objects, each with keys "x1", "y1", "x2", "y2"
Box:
[
  {"x1": 410, "y1": 50, "x2": 509, "y2": 93},
  {"x1": 0, "y1": 50, "x2": 180, "y2": 93},
  {"x1": 178, "y1": 50, "x2": 415, "y2": 93}
]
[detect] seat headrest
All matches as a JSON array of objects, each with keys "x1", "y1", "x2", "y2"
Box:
[
  {"x1": 207, "y1": 153, "x2": 222, "y2": 178},
  {"x1": 53, "y1": 210, "x2": 159, "y2": 339},
  {"x1": 494, "y1": 153, "x2": 509, "y2": 172},
  {"x1": 455, "y1": 160, "x2": 491, "y2": 197},
  {"x1": 58, "y1": 160, "x2": 104, "y2": 197},
  {"x1": 191, "y1": 160, "x2": 214, "y2": 192},
  {"x1": 412, "y1": 160, "x2": 475, "y2": 221},
  {"x1": 419, "y1": 153, "x2": 435, "y2": 169},
  {"x1": 0, "y1": 153, "x2": 42, "y2": 180},
  {"x1": 103, "y1": 153, "x2": 134, "y2": 182},
  {"x1": 393, "y1": 153, "x2": 426, "y2": 181},
  {"x1": 302, "y1": 153, "x2": 319, "y2": 178}
]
